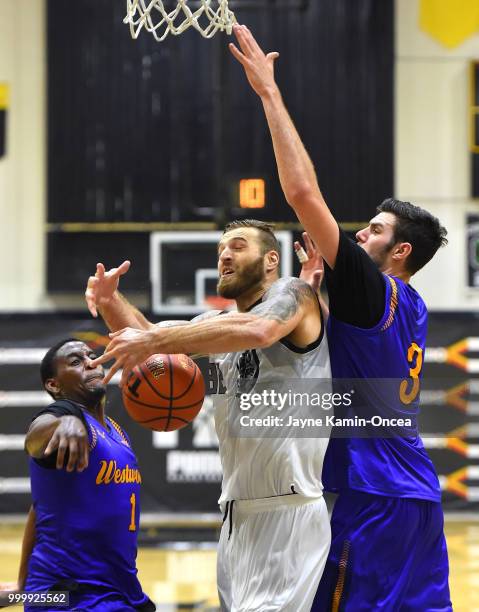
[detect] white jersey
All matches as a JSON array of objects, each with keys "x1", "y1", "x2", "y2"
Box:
[{"x1": 212, "y1": 311, "x2": 331, "y2": 504}]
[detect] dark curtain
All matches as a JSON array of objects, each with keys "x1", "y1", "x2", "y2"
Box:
[{"x1": 48, "y1": 0, "x2": 394, "y2": 224}]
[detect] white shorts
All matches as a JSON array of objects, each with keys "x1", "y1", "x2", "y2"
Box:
[{"x1": 217, "y1": 494, "x2": 331, "y2": 612}]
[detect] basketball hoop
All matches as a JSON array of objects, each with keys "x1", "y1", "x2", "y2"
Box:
[{"x1": 124, "y1": 0, "x2": 237, "y2": 41}]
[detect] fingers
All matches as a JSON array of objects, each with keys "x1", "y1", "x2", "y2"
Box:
[
  {"x1": 294, "y1": 241, "x2": 309, "y2": 264},
  {"x1": 85, "y1": 280, "x2": 98, "y2": 318},
  {"x1": 234, "y1": 24, "x2": 256, "y2": 56},
  {"x1": 55, "y1": 438, "x2": 68, "y2": 470},
  {"x1": 267, "y1": 52, "x2": 280, "y2": 63},
  {"x1": 80, "y1": 438, "x2": 89, "y2": 472},
  {"x1": 228, "y1": 42, "x2": 247, "y2": 65},
  {"x1": 44, "y1": 420, "x2": 89, "y2": 472},
  {"x1": 65, "y1": 438, "x2": 78, "y2": 472},
  {"x1": 69, "y1": 434, "x2": 89, "y2": 472},
  {"x1": 102, "y1": 358, "x2": 124, "y2": 385},
  {"x1": 96, "y1": 262, "x2": 105, "y2": 279},
  {"x1": 313, "y1": 270, "x2": 325, "y2": 290},
  {"x1": 89, "y1": 353, "x2": 111, "y2": 368},
  {"x1": 109, "y1": 328, "x2": 127, "y2": 339},
  {"x1": 235, "y1": 24, "x2": 259, "y2": 56},
  {"x1": 120, "y1": 366, "x2": 133, "y2": 389},
  {"x1": 302, "y1": 232, "x2": 316, "y2": 257},
  {"x1": 43, "y1": 431, "x2": 60, "y2": 457},
  {"x1": 117, "y1": 260, "x2": 131, "y2": 276}
]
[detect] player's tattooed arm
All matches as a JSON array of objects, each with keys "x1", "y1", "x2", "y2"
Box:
[
  {"x1": 249, "y1": 277, "x2": 316, "y2": 324},
  {"x1": 92, "y1": 281, "x2": 314, "y2": 385}
]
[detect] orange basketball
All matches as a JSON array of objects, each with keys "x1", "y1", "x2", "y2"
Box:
[{"x1": 122, "y1": 354, "x2": 205, "y2": 432}]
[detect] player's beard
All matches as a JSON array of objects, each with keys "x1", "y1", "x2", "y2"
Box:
[{"x1": 217, "y1": 256, "x2": 265, "y2": 299}]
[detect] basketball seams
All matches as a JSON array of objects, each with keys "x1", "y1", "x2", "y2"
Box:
[
  {"x1": 170, "y1": 364, "x2": 204, "y2": 401},
  {"x1": 137, "y1": 356, "x2": 203, "y2": 400},
  {"x1": 136, "y1": 409, "x2": 202, "y2": 427},
  {"x1": 122, "y1": 390, "x2": 205, "y2": 411},
  {"x1": 138, "y1": 363, "x2": 172, "y2": 401}
]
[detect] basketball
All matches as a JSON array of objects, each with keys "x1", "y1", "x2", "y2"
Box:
[{"x1": 122, "y1": 354, "x2": 205, "y2": 432}]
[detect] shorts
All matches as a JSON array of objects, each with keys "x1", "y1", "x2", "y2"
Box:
[
  {"x1": 218, "y1": 494, "x2": 331, "y2": 612},
  {"x1": 312, "y1": 490, "x2": 452, "y2": 612}
]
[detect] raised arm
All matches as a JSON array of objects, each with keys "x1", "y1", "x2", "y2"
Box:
[
  {"x1": 85, "y1": 261, "x2": 153, "y2": 331},
  {"x1": 229, "y1": 25, "x2": 339, "y2": 269},
  {"x1": 92, "y1": 277, "x2": 318, "y2": 386}
]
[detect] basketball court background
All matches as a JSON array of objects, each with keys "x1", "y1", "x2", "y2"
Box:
[{"x1": 1, "y1": 0, "x2": 479, "y2": 610}]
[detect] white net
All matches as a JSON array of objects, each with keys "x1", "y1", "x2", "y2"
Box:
[{"x1": 124, "y1": 0, "x2": 237, "y2": 41}]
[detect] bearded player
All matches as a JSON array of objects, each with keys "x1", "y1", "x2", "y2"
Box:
[{"x1": 86, "y1": 219, "x2": 331, "y2": 612}]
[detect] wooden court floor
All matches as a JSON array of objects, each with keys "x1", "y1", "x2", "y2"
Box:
[{"x1": 1, "y1": 520, "x2": 478, "y2": 611}]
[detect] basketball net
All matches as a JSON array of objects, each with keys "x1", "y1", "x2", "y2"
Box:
[{"x1": 124, "y1": 0, "x2": 237, "y2": 41}]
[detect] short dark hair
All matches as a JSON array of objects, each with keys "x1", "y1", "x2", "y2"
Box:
[
  {"x1": 223, "y1": 219, "x2": 280, "y2": 255},
  {"x1": 40, "y1": 338, "x2": 77, "y2": 390},
  {"x1": 377, "y1": 198, "x2": 448, "y2": 274}
]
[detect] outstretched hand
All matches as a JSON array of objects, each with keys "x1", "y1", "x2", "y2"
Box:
[
  {"x1": 90, "y1": 327, "x2": 156, "y2": 388},
  {"x1": 85, "y1": 261, "x2": 131, "y2": 318},
  {"x1": 295, "y1": 232, "x2": 325, "y2": 294},
  {"x1": 229, "y1": 24, "x2": 279, "y2": 98},
  {"x1": 44, "y1": 416, "x2": 90, "y2": 472}
]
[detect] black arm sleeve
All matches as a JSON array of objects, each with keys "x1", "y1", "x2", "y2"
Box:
[
  {"x1": 324, "y1": 229, "x2": 386, "y2": 328},
  {"x1": 30, "y1": 400, "x2": 87, "y2": 468}
]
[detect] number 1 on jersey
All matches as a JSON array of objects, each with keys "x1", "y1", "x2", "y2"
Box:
[{"x1": 129, "y1": 493, "x2": 136, "y2": 531}]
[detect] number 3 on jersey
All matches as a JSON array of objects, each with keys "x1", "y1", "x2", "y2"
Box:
[{"x1": 400, "y1": 342, "x2": 423, "y2": 404}]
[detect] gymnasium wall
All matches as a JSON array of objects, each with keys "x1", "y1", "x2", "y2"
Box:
[
  {"x1": 396, "y1": 0, "x2": 479, "y2": 309},
  {"x1": 0, "y1": 0, "x2": 46, "y2": 312}
]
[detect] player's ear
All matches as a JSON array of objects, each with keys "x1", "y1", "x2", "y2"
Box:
[
  {"x1": 265, "y1": 250, "x2": 280, "y2": 273},
  {"x1": 45, "y1": 378, "x2": 61, "y2": 396},
  {"x1": 392, "y1": 242, "x2": 412, "y2": 263}
]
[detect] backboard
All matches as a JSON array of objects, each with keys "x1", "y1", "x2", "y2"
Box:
[{"x1": 150, "y1": 231, "x2": 293, "y2": 315}]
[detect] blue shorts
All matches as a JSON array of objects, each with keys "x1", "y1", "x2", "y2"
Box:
[{"x1": 312, "y1": 491, "x2": 452, "y2": 612}]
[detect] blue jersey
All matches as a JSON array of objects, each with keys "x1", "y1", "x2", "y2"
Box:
[
  {"x1": 27, "y1": 403, "x2": 148, "y2": 607},
  {"x1": 323, "y1": 273, "x2": 441, "y2": 502}
]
